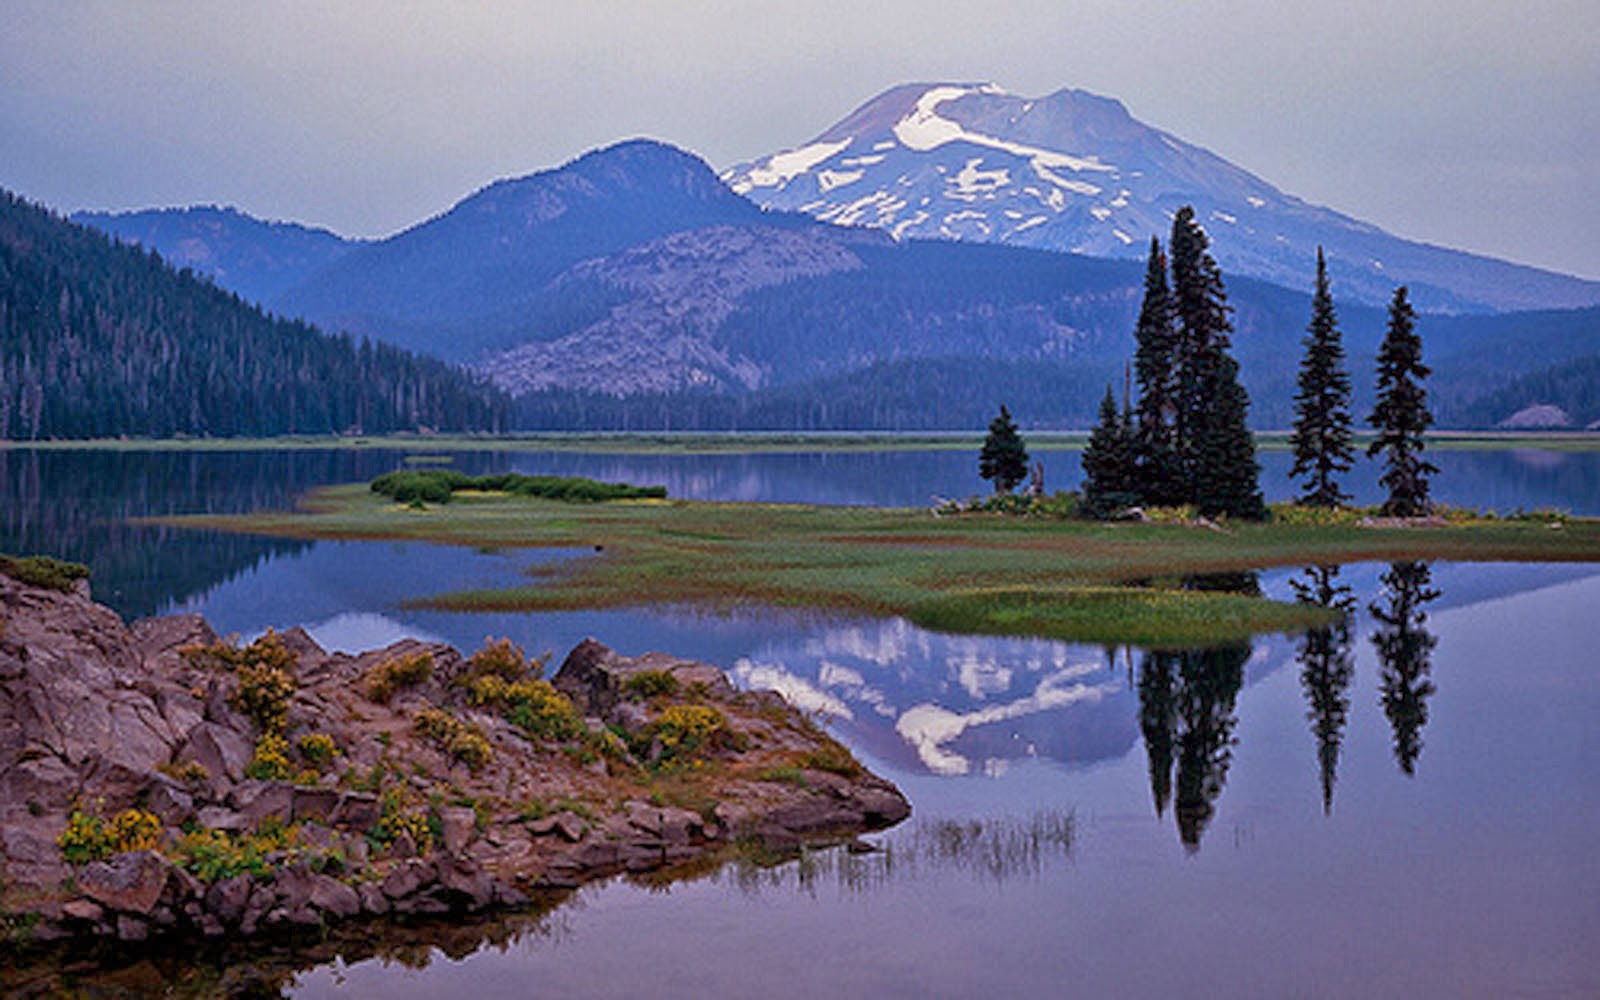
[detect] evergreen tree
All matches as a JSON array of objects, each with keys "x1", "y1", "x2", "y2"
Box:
[
  {"x1": 1289, "y1": 248, "x2": 1355, "y2": 507},
  {"x1": 1081, "y1": 385, "x2": 1138, "y2": 517},
  {"x1": 1367, "y1": 286, "x2": 1437, "y2": 516},
  {"x1": 1166, "y1": 207, "x2": 1262, "y2": 517},
  {"x1": 979, "y1": 404, "x2": 1029, "y2": 493},
  {"x1": 1131, "y1": 237, "x2": 1182, "y2": 505},
  {"x1": 1191, "y1": 354, "x2": 1265, "y2": 518}
]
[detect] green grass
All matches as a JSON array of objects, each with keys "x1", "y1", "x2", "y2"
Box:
[
  {"x1": 0, "y1": 554, "x2": 90, "y2": 592},
  {"x1": 147, "y1": 485, "x2": 1600, "y2": 646}
]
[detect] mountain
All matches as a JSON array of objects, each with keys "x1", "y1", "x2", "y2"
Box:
[
  {"x1": 0, "y1": 189, "x2": 506, "y2": 439},
  {"x1": 70, "y1": 205, "x2": 360, "y2": 307},
  {"x1": 724, "y1": 83, "x2": 1600, "y2": 314},
  {"x1": 274, "y1": 139, "x2": 785, "y2": 361}
]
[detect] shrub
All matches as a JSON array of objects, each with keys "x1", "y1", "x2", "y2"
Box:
[
  {"x1": 622, "y1": 669, "x2": 680, "y2": 700},
  {"x1": 469, "y1": 676, "x2": 585, "y2": 743},
  {"x1": 370, "y1": 470, "x2": 667, "y2": 505},
  {"x1": 412, "y1": 708, "x2": 493, "y2": 772},
  {"x1": 245, "y1": 733, "x2": 295, "y2": 781},
  {"x1": 467, "y1": 637, "x2": 536, "y2": 682},
  {"x1": 0, "y1": 554, "x2": 90, "y2": 592},
  {"x1": 296, "y1": 733, "x2": 339, "y2": 771},
  {"x1": 640, "y1": 705, "x2": 735, "y2": 767},
  {"x1": 364, "y1": 651, "x2": 434, "y2": 703},
  {"x1": 372, "y1": 785, "x2": 433, "y2": 851},
  {"x1": 158, "y1": 759, "x2": 211, "y2": 785},
  {"x1": 56, "y1": 806, "x2": 162, "y2": 863},
  {"x1": 232, "y1": 660, "x2": 295, "y2": 734},
  {"x1": 169, "y1": 824, "x2": 302, "y2": 882}
]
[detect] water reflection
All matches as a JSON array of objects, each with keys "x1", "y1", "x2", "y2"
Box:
[
  {"x1": 1291, "y1": 565, "x2": 1357, "y2": 812},
  {"x1": 1370, "y1": 561, "x2": 1441, "y2": 775},
  {"x1": 1137, "y1": 643, "x2": 1251, "y2": 851}
]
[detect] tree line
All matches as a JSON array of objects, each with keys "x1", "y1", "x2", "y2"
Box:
[
  {"x1": 982, "y1": 206, "x2": 1435, "y2": 517},
  {"x1": 0, "y1": 190, "x2": 508, "y2": 439}
]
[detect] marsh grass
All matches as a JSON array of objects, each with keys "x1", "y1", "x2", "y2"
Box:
[{"x1": 151, "y1": 486, "x2": 1600, "y2": 645}]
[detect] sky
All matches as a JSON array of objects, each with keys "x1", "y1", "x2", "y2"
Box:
[{"x1": 2, "y1": 1, "x2": 1597, "y2": 280}]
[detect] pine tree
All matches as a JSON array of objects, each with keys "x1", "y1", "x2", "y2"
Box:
[
  {"x1": 1191, "y1": 353, "x2": 1265, "y2": 519},
  {"x1": 1289, "y1": 248, "x2": 1355, "y2": 507},
  {"x1": 979, "y1": 404, "x2": 1029, "y2": 493},
  {"x1": 1368, "y1": 286, "x2": 1436, "y2": 516},
  {"x1": 1131, "y1": 237, "x2": 1182, "y2": 505},
  {"x1": 1081, "y1": 385, "x2": 1139, "y2": 517},
  {"x1": 1168, "y1": 206, "x2": 1262, "y2": 518}
]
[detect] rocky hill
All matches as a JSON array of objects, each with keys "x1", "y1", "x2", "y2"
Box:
[{"x1": 0, "y1": 558, "x2": 908, "y2": 947}]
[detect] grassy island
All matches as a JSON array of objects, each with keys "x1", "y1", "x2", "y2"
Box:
[{"x1": 152, "y1": 485, "x2": 1600, "y2": 646}]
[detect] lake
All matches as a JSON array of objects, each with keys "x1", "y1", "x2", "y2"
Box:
[{"x1": 2, "y1": 444, "x2": 1597, "y2": 997}]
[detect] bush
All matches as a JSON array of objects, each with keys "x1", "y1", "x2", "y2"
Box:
[
  {"x1": 801, "y1": 742, "x2": 865, "y2": 777},
  {"x1": 641, "y1": 705, "x2": 734, "y2": 766},
  {"x1": 296, "y1": 733, "x2": 339, "y2": 770},
  {"x1": 56, "y1": 807, "x2": 162, "y2": 863},
  {"x1": 370, "y1": 470, "x2": 667, "y2": 505},
  {"x1": 372, "y1": 785, "x2": 433, "y2": 851},
  {"x1": 467, "y1": 637, "x2": 536, "y2": 683},
  {"x1": 364, "y1": 651, "x2": 434, "y2": 703},
  {"x1": 245, "y1": 733, "x2": 295, "y2": 781},
  {"x1": 412, "y1": 708, "x2": 493, "y2": 772},
  {"x1": 0, "y1": 554, "x2": 90, "y2": 592},
  {"x1": 232, "y1": 660, "x2": 295, "y2": 734},
  {"x1": 468, "y1": 676, "x2": 586, "y2": 743},
  {"x1": 622, "y1": 670, "x2": 680, "y2": 700}
]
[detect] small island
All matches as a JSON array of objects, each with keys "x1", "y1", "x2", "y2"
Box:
[{"x1": 0, "y1": 557, "x2": 909, "y2": 949}]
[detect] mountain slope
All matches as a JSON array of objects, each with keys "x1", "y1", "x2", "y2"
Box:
[
  {"x1": 725, "y1": 83, "x2": 1600, "y2": 314},
  {"x1": 0, "y1": 190, "x2": 505, "y2": 439},
  {"x1": 275, "y1": 139, "x2": 787, "y2": 360},
  {"x1": 70, "y1": 205, "x2": 360, "y2": 307}
]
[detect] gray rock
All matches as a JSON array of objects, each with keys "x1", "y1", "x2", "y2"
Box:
[
  {"x1": 439, "y1": 807, "x2": 477, "y2": 856},
  {"x1": 79, "y1": 851, "x2": 172, "y2": 915},
  {"x1": 231, "y1": 780, "x2": 293, "y2": 826},
  {"x1": 381, "y1": 859, "x2": 433, "y2": 900},
  {"x1": 206, "y1": 875, "x2": 252, "y2": 926},
  {"x1": 358, "y1": 881, "x2": 389, "y2": 915},
  {"x1": 291, "y1": 786, "x2": 340, "y2": 824},
  {"x1": 308, "y1": 874, "x2": 360, "y2": 919}
]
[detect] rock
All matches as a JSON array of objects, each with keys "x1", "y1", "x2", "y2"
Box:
[
  {"x1": 435, "y1": 856, "x2": 495, "y2": 908},
  {"x1": 439, "y1": 807, "x2": 477, "y2": 856},
  {"x1": 145, "y1": 778, "x2": 196, "y2": 826},
  {"x1": 79, "y1": 851, "x2": 172, "y2": 915},
  {"x1": 527, "y1": 811, "x2": 587, "y2": 842},
  {"x1": 381, "y1": 859, "x2": 433, "y2": 901},
  {"x1": 194, "y1": 806, "x2": 249, "y2": 831},
  {"x1": 205, "y1": 875, "x2": 252, "y2": 926},
  {"x1": 116, "y1": 914, "x2": 150, "y2": 942},
  {"x1": 308, "y1": 874, "x2": 361, "y2": 919},
  {"x1": 177, "y1": 722, "x2": 253, "y2": 787},
  {"x1": 553, "y1": 640, "x2": 734, "y2": 722},
  {"x1": 330, "y1": 792, "x2": 379, "y2": 830},
  {"x1": 231, "y1": 780, "x2": 293, "y2": 826},
  {"x1": 61, "y1": 899, "x2": 105, "y2": 922},
  {"x1": 129, "y1": 613, "x2": 218, "y2": 673},
  {"x1": 291, "y1": 787, "x2": 340, "y2": 824},
  {"x1": 358, "y1": 881, "x2": 389, "y2": 915}
]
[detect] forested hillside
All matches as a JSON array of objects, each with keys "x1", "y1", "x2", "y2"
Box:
[{"x1": 0, "y1": 190, "x2": 506, "y2": 439}]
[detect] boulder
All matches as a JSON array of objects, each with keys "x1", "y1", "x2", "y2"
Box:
[
  {"x1": 554, "y1": 639, "x2": 734, "y2": 722},
  {"x1": 78, "y1": 851, "x2": 173, "y2": 915},
  {"x1": 439, "y1": 807, "x2": 477, "y2": 856}
]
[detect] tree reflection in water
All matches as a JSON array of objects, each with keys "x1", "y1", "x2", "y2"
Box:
[
  {"x1": 1369, "y1": 560, "x2": 1440, "y2": 775},
  {"x1": 1137, "y1": 642, "x2": 1249, "y2": 852},
  {"x1": 1291, "y1": 565, "x2": 1357, "y2": 813}
]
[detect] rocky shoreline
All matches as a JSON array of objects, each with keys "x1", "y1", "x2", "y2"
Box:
[{"x1": 0, "y1": 565, "x2": 909, "y2": 947}]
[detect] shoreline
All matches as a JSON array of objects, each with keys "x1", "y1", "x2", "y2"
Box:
[{"x1": 5, "y1": 429, "x2": 1600, "y2": 455}]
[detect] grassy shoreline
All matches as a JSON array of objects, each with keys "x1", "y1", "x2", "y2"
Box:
[
  {"x1": 8, "y1": 429, "x2": 1600, "y2": 455},
  {"x1": 150, "y1": 485, "x2": 1600, "y2": 647}
]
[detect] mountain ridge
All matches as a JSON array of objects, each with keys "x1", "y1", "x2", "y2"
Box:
[{"x1": 725, "y1": 82, "x2": 1600, "y2": 313}]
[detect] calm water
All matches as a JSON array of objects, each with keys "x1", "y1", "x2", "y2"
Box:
[{"x1": 3, "y1": 446, "x2": 1598, "y2": 997}]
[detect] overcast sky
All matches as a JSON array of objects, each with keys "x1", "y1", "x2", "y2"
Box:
[{"x1": 3, "y1": 1, "x2": 1596, "y2": 279}]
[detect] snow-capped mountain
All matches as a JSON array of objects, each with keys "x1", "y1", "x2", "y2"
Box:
[{"x1": 725, "y1": 83, "x2": 1600, "y2": 313}]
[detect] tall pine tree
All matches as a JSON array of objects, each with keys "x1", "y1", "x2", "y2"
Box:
[
  {"x1": 979, "y1": 404, "x2": 1029, "y2": 493},
  {"x1": 1131, "y1": 237, "x2": 1182, "y2": 505},
  {"x1": 1368, "y1": 286, "x2": 1436, "y2": 516},
  {"x1": 1289, "y1": 248, "x2": 1354, "y2": 507},
  {"x1": 1168, "y1": 206, "x2": 1262, "y2": 518},
  {"x1": 1081, "y1": 385, "x2": 1139, "y2": 517}
]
